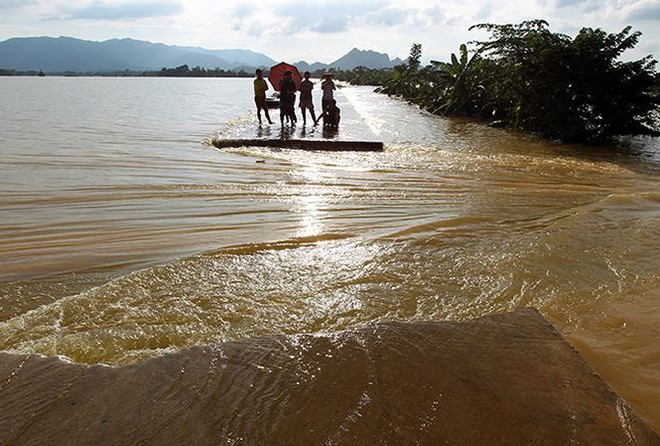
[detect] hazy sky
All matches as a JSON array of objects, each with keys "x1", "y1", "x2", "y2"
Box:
[{"x1": 1, "y1": 0, "x2": 658, "y2": 63}]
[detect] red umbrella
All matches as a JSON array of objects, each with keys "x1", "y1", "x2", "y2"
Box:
[{"x1": 268, "y1": 62, "x2": 302, "y2": 92}]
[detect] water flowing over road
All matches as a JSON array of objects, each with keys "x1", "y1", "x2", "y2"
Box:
[{"x1": 1, "y1": 77, "x2": 659, "y2": 429}]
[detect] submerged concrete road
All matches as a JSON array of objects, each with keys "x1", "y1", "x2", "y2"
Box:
[
  {"x1": 0, "y1": 309, "x2": 657, "y2": 445},
  {"x1": 212, "y1": 138, "x2": 384, "y2": 151}
]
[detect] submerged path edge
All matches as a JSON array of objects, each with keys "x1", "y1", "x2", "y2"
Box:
[
  {"x1": 212, "y1": 138, "x2": 384, "y2": 152},
  {"x1": 0, "y1": 308, "x2": 657, "y2": 445}
]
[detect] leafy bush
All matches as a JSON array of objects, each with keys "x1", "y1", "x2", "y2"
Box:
[{"x1": 356, "y1": 20, "x2": 660, "y2": 144}]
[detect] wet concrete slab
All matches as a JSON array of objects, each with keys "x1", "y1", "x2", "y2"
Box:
[
  {"x1": 212, "y1": 138, "x2": 384, "y2": 152},
  {"x1": 0, "y1": 308, "x2": 658, "y2": 445}
]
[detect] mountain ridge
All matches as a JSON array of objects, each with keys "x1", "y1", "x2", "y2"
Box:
[{"x1": 0, "y1": 36, "x2": 403, "y2": 72}]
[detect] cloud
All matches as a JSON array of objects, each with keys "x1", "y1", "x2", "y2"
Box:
[
  {"x1": 1, "y1": 0, "x2": 656, "y2": 65},
  {"x1": 0, "y1": 0, "x2": 38, "y2": 10},
  {"x1": 551, "y1": 0, "x2": 607, "y2": 15},
  {"x1": 416, "y1": 5, "x2": 447, "y2": 26},
  {"x1": 628, "y1": 3, "x2": 660, "y2": 21},
  {"x1": 67, "y1": 1, "x2": 183, "y2": 21},
  {"x1": 311, "y1": 15, "x2": 349, "y2": 33},
  {"x1": 229, "y1": 0, "x2": 375, "y2": 36},
  {"x1": 554, "y1": 0, "x2": 589, "y2": 7},
  {"x1": 231, "y1": 3, "x2": 253, "y2": 20},
  {"x1": 229, "y1": 1, "x2": 448, "y2": 36},
  {"x1": 364, "y1": 8, "x2": 407, "y2": 26},
  {"x1": 278, "y1": 0, "x2": 385, "y2": 33}
]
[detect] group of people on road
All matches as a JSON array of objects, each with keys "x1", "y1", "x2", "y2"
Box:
[{"x1": 253, "y1": 68, "x2": 341, "y2": 128}]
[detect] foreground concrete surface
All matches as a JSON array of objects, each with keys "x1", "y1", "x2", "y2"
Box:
[{"x1": 0, "y1": 309, "x2": 657, "y2": 445}]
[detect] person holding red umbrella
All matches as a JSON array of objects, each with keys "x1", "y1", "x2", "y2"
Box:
[
  {"x1": 268, "y1": 62, "x2": 302, "y2": 92},
  {"x1": 279, "y1": 70, "x2": 297, "y2": 127}
]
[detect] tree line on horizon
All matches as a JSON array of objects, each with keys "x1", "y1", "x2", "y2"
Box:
[
  {"x1": 153, "y1": 65, "x2": 349, "y2": 79},
  {"x1": 0, "y1": 64, "x2": 351, "y2": 79},
  {"x1": 0, "y1": 66, "x2": 257, "y2": 78},
  {"x1": 338, "y1": 20, "x2": 660, "y2": 144}
]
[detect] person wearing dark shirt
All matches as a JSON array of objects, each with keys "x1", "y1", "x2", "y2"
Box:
[
  {"x1": 320, "y1": 73, "x2": 336, "y2": 112},
  {"x1": 315, "y1": 98, "x2": 340, "y2": 128},
  {"x1": 278, "y1": 70, "x2": 297, "y2": 127},
  {"x1": 298, "y1": 71, "x2": 316, "y2": 126}
]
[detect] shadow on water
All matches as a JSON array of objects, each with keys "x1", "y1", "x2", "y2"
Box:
[
  {"x1": 322, "y1": 126, "x2": 339, "y2": 139},
  {"x1": 442, "y1": 114, "x2": 660, "y2": 179},
  {"x1": 255, "y1": 124, "x2": 273, "y2": 138},
  {"x1": 252, "y1": 121, "x2": 339, "y2": 141},
  {"x1": 278, "y1": 126, "x2": 294, "y2": 140},
  {"x1": 575, "y1": 136, "x2": 660, "y2": 176}
]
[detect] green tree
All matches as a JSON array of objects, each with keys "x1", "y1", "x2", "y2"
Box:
[
  {"x1": 381, "y1": 43, "x2": 423, "y2": 98},
  {"x1": 470, "y1": 20, "x2": 659, "y2": 142},
  {"x1": 426, "y1": 43, "x2": 485, "y2": 115},
  {"x1": 364, "y1": 21, "x2": 659, "y2": 143}
]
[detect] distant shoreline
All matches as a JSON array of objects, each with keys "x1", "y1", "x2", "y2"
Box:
[
  {"x1": 0, "y1": 66, "x2": 354, "y2": 78},
  {"x1": 0, "y1": 69, "x2": 253, "y2": 78}
]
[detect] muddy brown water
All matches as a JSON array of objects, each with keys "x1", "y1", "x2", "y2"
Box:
[{"x1": 1, "y1": 77, "x2": 659, "y2": 431}]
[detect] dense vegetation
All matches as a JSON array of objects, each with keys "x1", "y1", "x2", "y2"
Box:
[
  {"x1": 0, "y1": 65, "x2": 352, "y2": 79},
  {"x1": 344, "y1": 20, "x2": 660, "y2": 144},
  {"x1": 151, "y1": 65, "x2": 253, "y2": 77},
  {"x1": 0, "y1": 69, "x2": 43, "y2": 76}
]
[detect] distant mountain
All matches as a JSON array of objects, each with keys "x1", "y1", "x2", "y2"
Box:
[
  {"x1": 293, "y1": 61, "x2": 333, "y2": 73},
  {"x1": 0, "y1": 37, "x2": 126, "y2": 72},
  {"x1": 295, "y1": 49, "x2": 401, "y2": 73},
  {"x1": 0, "y1": 36, "x2": 275, "y2": 72},
  {"x1": 328, "y1": 48, "x2": 398, "y2": 70},
  {"x1": 0, "y1": 36, "x2": 401, "y2": 73},
  {"x1": 175, "y1": 46, "x2": 275, "y2": 69}
]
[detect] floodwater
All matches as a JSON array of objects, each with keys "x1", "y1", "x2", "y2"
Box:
[{"x1": 1, "y1": 77, "x2": 659, "y2": 431}]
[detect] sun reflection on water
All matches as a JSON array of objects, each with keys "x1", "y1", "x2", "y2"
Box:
[
  {"x1": 291, "y1": 165, "x2": 335, "y2": 238},
  {"x1": 296, "y1": 194, "x2": 325, "y2": 237}
]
